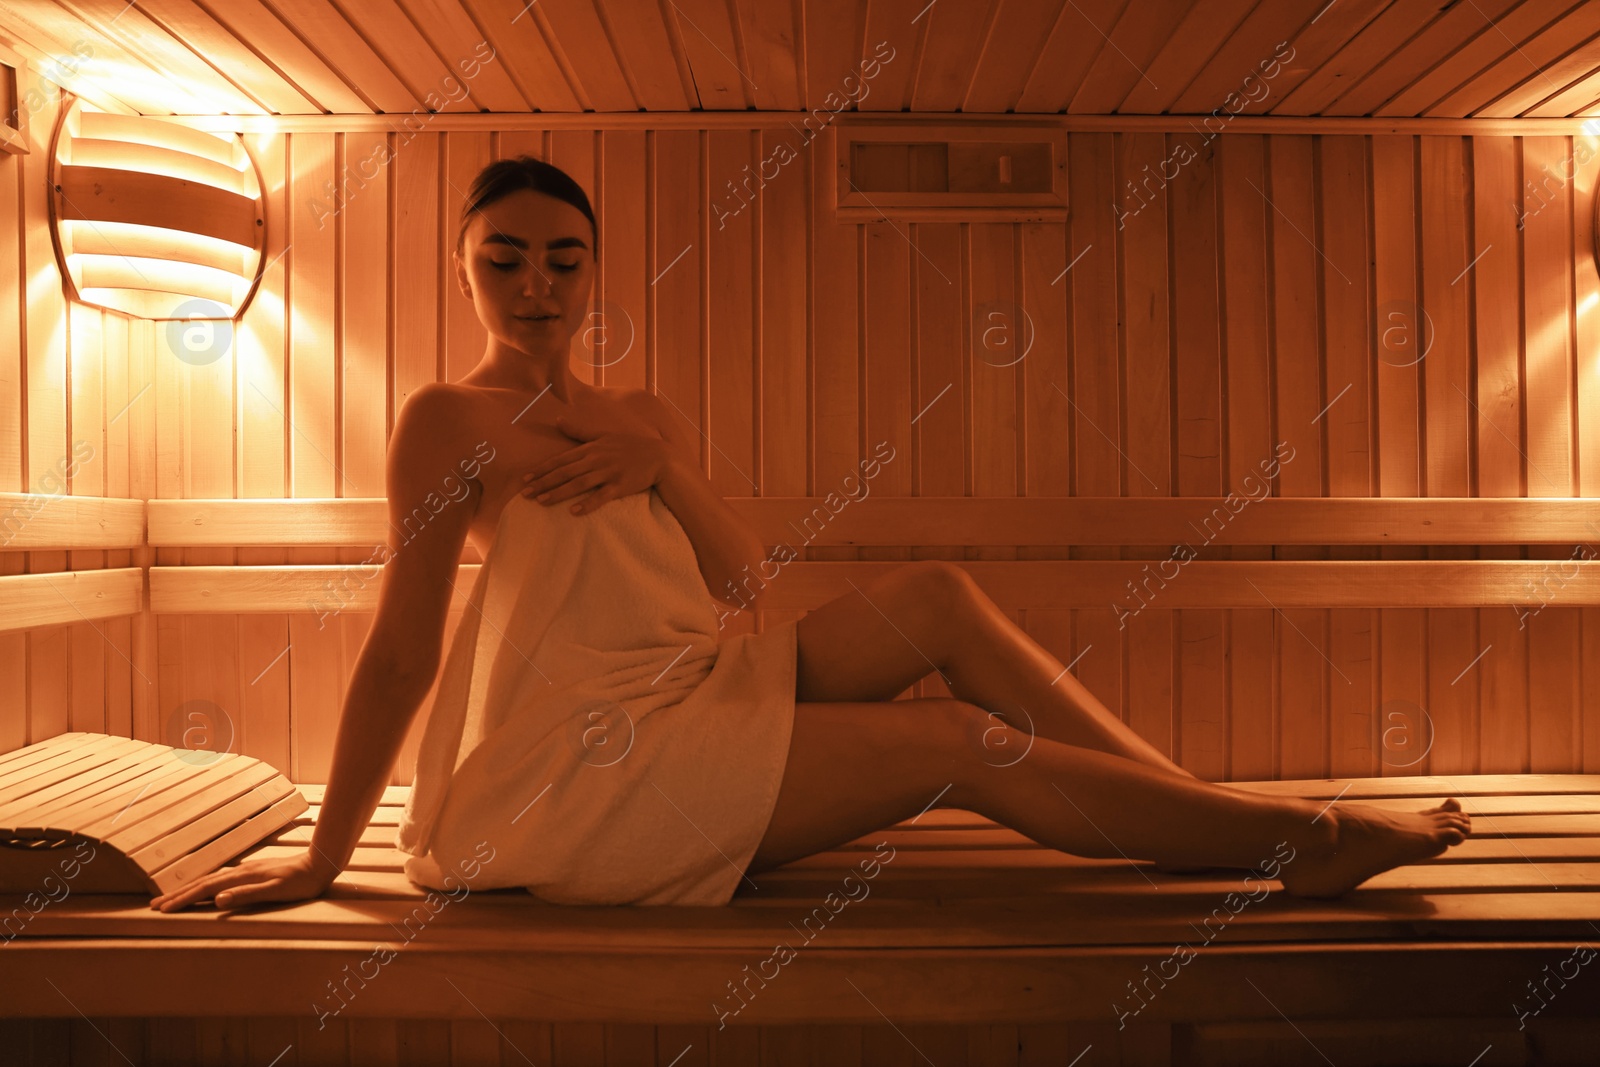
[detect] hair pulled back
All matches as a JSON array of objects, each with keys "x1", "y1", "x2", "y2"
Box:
[{"x1": 455, "y1": 155, "x2": 598, "y2": 261}]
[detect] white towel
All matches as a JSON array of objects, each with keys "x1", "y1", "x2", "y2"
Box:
[{"x1": 395, "y1": 488, "x2": 798, "y2": 905}]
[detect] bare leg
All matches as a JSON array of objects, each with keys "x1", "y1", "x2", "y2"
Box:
[
  {"x1": 750, "y1": 700, "x2": 1473, "y2": 900},
  {"x1": 794, "y1": 561, "x2": 1193, "y2": 778},
  {"x1": 934, "y1": 566, "x2": 1196, "y2": 779},
  {"x1": 958, "y1": 728, "x2": 1471, "y2": 897}
]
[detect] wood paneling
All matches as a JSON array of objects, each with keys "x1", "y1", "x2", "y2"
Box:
[
  {"x1": 5, "y1": 775, "x2": 1600, "y2": 1065},
  {"x1": 4, "y1": 103, "x2": 1600, "y2": 787},
  {"x1": 2, "y1": 1, "x2": 1600, "y2": 119}
]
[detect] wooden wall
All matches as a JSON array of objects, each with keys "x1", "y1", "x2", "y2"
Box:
[{"x1": 3, "y1": 66, "x2": 1599, "y2": 783}]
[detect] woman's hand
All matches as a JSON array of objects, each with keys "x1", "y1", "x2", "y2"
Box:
[
  {"x1": 149, "y1": 850, "x2": 337, "y2": 913},
  {"x1": 523, "y1": 411, "x2": 671, "y2": 515}
]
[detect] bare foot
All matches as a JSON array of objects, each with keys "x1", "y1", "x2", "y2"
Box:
[{"x1": 1278, "y1": 798, "x2": 1471, "y2": 899}]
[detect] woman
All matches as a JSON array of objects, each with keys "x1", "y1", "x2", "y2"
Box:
[{"x1": 151, "y1": 157, "x2": 1469, "y2": 912}]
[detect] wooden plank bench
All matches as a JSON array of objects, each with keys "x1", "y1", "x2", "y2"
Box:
[{"x1": 4, "y1": 773, "x2": 1600, "y2": 1066}]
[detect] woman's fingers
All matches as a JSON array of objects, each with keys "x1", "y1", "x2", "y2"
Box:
[
  {"x1": 527, "y1": 468, "x2": 606, "y2": 506},
  {"x1": 523, "y1": 458, "x2": 594, "y2": 501},
  {"x1": 150, "y1": 853, "x2": 334, "y2": 914},
  {"x1": 213, "y1": 877, "x2": 288, "y2": 910},
  {"x1": 151, "y1": 860, "x2": 289, "y2": 912},
  {"x1": 151, "y1": 868, "x2": 247, "y2": 911}
]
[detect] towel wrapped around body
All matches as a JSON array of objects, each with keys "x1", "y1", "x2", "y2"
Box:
[{"x1": 395, "y1": 487, "x2": 798, "y2": 905}]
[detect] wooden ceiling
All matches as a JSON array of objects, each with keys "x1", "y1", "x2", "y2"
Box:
[{"x1": 1, "y1": 0, "x2": 1599, "y2": 119}]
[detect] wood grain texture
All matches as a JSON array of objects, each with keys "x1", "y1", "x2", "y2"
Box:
[
  {"x1": 0, "y1": 1, "x2": 1597, "y2": 120},
  {"x1": 4, "y1": 115, "x2": 1600, "y2": 792}
]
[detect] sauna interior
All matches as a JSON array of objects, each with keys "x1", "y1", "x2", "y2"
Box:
[{"x1": 4, "y1": 0, "x2": 1600, "y2": 1064}]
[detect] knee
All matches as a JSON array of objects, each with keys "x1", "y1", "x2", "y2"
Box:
[
  {"x1": 916, "y1": 698, "x2": 1028, "y2": 802},
  {"x1": 904, "y1": 560, "x2": 977, "y2": 613}
]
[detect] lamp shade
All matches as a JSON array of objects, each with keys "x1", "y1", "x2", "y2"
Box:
[{"x1": 47, "y1": 96, "x2": 265, "y2": 320}]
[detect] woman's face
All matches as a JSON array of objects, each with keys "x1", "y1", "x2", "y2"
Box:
[{"x1": 454, "y1": 188, "x2": 595, "y2": 358}]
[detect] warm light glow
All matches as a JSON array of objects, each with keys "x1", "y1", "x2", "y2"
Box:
[
  {"x1": 1581, "y1": 291, "x2": 1598, "y2": 316},
  {"x1": 75, "y1": 110, "x2": 243, "y2": 167},
  {"x1": 62, "y1": 219, "x2": 253, "y2": 276},
  {"x1": 50, "y1": 100, "x2": 264, "y2": 321},
  {"x1": 70, "y1": 57, "x2": 223, "y2": 116},
  {"x1": 69, "y1": 253, "x2": 248, "y2": 306},
  {"x1": 65, "y1": 138, "x2": 253, "y2": 196}
]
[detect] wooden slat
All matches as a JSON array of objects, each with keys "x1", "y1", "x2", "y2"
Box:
[
  {"x1": 144, "y1": 559, "x2": 1600, "y2": 613},
  {"x1": 146, "y1": 496, "x2": 1600, "y2": 547},
  {"x1": 2, "y1": 936, "x2": 1596, "y2": 1027},
  {"x1": 56, "y1": 0, "x2": 268, "y2": 114},
  {"x1": 1173, "y1": 0, "x2": 1315, "y2": 115},
  {"x1": 1380, "y1": 0, "x2": 1586, "y2": 117},
  {"x1": 596, "y1": 0, "x2": 691, "y2": 110},
  {"x1": 260, "y1": 1, "x2": 412, "y2": 113},
  {"x1": 1335, "y1": 0, "x2": 1531, "y2": 117},
  {"x1": 147, "y1": 789, "x2": 308, "y2": 893},
  {"x1": 855, "y1": 0, "x2": 922, "y2": 114},
  {"x1": 1433, "y1": 2, "x2": 1600, "y2": 118},
  {"x1": 459, "y1": 0, "x2": 581, "y2": 111},
  {"x1": 213, "y1": 832, "x2": 1600, "y2": 876},
  {"x1": 0, "y1": 731, "x2": 91, "y2": 771},
  {"x1": 0, "y1": 0, "x2": 215, "y2": 114},
  {"x1": 8, "y1": 0, "x2": 1600, "y2": 120},
  {"x1": 121, "y1": 0, "x2": 328, "y2": 114},
  {"x1": 1069, "y1": 0, "x2": 1196, "y2": 114},
  {"x1": 1015, "y1": 0, "x2": 1126, "y2": 112},
  {"x1": 57, "y1": 166, "x2": 259, "y2": 247},
  {"x1": 1116, "y1": 0, "x2": 1259, "y2": 115},
  {"x1": 1276, "y1": 0, "x2": 1449, "y2": 116},
  {"x1": 135, "y1": 778, "x2": 301, "y2": 880},
  {"x1": 1257, "y1": 0, "x2": 1391, "y2": 113},
  {"x1": 962, "y1": 0, "x2": 1066, "y2": 114},
  {"x1": 0, "y1": 735, "x2": 150, "y2": 811},
  {"x1": 0, "y1": 493, "x2": 144, "y2": 549},
  {"x1": 15, "y1": 880, "x2": 1600, "y2": 950},
  {"x1": 394, "y1": 0, "x2": 526, "y2": 110},
  {"x1": 0, "y1": 566, "x2": 142, "y2": 633},
  {"x1": 1506, "y1": 45, "x2": 1600, "y2": 119},
  {"x1": 330, "y1": 0, "x2": 480, "y2": 113},
  {"x1": 667, "y1": 0, "x2": 751, "y2": 110},
  {"x1": 0, "y1": 743, "x2": 178, "y2": 827},
  {"x1": 537, "y1": 2, "x2": 636, "y2": 110},
  {"x1": 68, "y1": 755, "x2": 260, "y2": 842}
]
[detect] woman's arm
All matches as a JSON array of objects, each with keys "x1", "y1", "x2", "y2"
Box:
[
  {"x1": 309, "y1": 383, "x2": 482, "y2": 869},
  {"x1": 303, "y1": 652, "x2": 436, "y2": 878},
  {"x1": 152, "y1": 384, "x2": 480, "y2": 911},
  {"x1": 638, "y1": 391, "x2": 770, "y2": 610}
]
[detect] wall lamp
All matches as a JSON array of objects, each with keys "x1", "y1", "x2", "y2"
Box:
[{"x1": 47, "y1": 95, "x2": 265, "y2": 320}]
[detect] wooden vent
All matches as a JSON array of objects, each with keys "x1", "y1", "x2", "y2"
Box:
[
  {"x1": 0, "y1": 732, "x2": 307, "y2": 896},
  {"x1": 832, "y1": 120, "x2": 1068, "y2": 221}
]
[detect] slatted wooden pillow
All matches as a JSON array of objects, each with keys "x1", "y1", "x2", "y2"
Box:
[{"x1": 0, "y1": 731, "x2": 307, "y2": 895}]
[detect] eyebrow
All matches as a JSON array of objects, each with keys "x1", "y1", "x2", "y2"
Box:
[{"x1": 482, "y1": 234, "x2": 589, "y2": 253}]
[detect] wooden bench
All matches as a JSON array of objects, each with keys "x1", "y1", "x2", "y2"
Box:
[{"x1": 4, "y1": 772, "x2": 1600, "y2": 1066}]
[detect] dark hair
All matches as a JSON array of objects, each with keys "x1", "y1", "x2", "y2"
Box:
[{"x1": 455, "y1": 155, "x2": 598, "y2": 261}]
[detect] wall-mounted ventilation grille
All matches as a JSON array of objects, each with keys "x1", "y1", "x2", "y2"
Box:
[{"x1": 831, "y1": 121, "x2": 1068, "y2": 221}]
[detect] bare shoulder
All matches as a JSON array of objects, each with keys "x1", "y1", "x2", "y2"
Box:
[{"x1": 392, "y1": 382, "x2": 468, "y2": 454}]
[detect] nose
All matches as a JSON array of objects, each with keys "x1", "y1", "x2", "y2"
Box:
[{"x1": 523, "y1": 269, "x2": 553, "y2": 297}]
